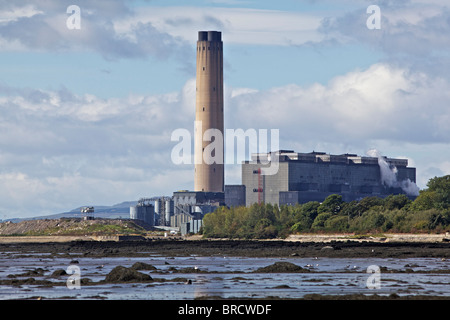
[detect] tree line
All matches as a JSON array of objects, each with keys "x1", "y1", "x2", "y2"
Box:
[{"x1": 202, "y1": 175, "x2": 450, "y2": 239}]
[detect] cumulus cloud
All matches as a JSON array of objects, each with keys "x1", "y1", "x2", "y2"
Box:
[
  {"x1": 0, "y1": 0, "x2": 190, "y2": 61},
  {"x1": 227, "y1": 63, "x2": 450, "y2": 145},
  {"x1": 1, "y1": 1, "x2": 450, "y2": 218},
  {"x1": 1, "y1": 62, "x2": 450, "y2": 217},
  {"x1": 0, "y1": 80, "x2": 196, "y2": 217},
  {"x1": 317, "y1": 1, "x2": 450, "y2": 78}
]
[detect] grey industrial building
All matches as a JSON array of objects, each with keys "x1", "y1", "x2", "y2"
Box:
[
  {"x1": 242, "y1": 150, "x2": 417, "y2": 206},
  {"x1": 129, "y1": 198, "x2": 155, "y2": 226}
]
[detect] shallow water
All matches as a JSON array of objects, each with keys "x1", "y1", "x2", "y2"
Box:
[{"x1": 0, "y1": 251, "x2": 448, "y2": 299}]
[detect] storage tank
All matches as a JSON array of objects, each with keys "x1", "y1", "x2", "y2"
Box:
[
  {"x1": 165, "y1": 199, "x2": 174, "y2": 226},
  {"x1": 154, "y1": 199, "x2": 161, "y2": 225},
  {"x1": 130, "y1": 203, "x2": 155, "y2": 226},
  {"x1": 154, "y1": 199, "x2": 161, "y2": 215},
  {"x1": 144, "y1": 204, "x2": 155, "y2": 226},
  {"x1": 130, "y1": 205, "x2": 138, "y2": 220}
]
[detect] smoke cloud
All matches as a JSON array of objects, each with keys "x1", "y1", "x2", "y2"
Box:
[{"x1": 366, "y1": 149, "x2": 420, "y2": 197}]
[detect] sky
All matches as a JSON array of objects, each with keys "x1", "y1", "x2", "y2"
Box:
[{"x1": 0, "y1": 0, "x2": 449, "y2": 218}]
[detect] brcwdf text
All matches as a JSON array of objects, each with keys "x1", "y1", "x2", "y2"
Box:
[{"x1": 171, "y1": 122, "x2": 280, "y2": 175}]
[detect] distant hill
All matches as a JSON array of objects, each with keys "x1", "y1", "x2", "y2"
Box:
[{"x1": 8, "y1": 201, "x2": 139, "y2": 222}]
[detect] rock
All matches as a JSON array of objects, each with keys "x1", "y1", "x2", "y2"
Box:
[
  {"x1": 104, "y1": 266, "x2": 152, "y2": 283},
  {"x1": 273, "y1": 284, "x2": 292, "y2": 289},
  {"x1": 19, "y1": 268, "x2": 46, "y2": 277},
  {"x1": 131, "y1": 262, "x2": 157, "y2": 271},
  {"x1": 168, "y1": 266, "x2": 204, "y2": 273},
  {"x1": 51, "y1": 269, "x2": 67, "y2": 277},
  {"x1": 254, "y1": 261, "x2": 310, "y2": 273}
]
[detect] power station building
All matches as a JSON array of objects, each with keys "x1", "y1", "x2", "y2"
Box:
[
  {"x1": 131, "y1": 30, "x2": 419, "y2": 236},
  {"x1": 242, "y1": 150, "x2": 417, "y2": 206}
]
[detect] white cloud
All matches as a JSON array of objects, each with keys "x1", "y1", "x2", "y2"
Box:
[
  {"x1": 319, "y1": 2, "x2": 450, "y2": 57},
  {"x1": 227, "y1": 63, "x2": 450, "y2": 145},
  {"x1": 0, "y1": 80, "x2": 197, "y2": 218},
  {"x1": 1, "y1": 1, "x2": 450, "y2": 218},
  {"x1": 0, "y1": 1, "x2": 190, "y2": 61},
  {"x1": 1, "y1": 61, "x2": 450, "y2": 218},
  {"x1": 128, "y1": 6, "x2": 324, "y2": 46},
  {"x1": 223, "y1": 62, "x2": 450, "y2": 189}
]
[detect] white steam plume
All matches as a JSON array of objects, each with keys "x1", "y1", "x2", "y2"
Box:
[{"x1": 366, "y1": 149, "x2": 420, "y2": 197}]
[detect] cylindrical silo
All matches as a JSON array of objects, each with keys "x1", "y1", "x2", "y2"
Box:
[
  {"x1": 130, "y1": 206, "x2": 138, "y2": 220},
  {"x1": 165, "y1": 199, "x2": 174, "y2": 226},
  {"x1": 154, "y1": 199, "x2": 161, "y2": 225},
  {"x1": 144, "y1": 204, "x2": 155, "y2": 226}
]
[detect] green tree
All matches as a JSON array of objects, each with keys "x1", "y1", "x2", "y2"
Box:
[
  {"x1": 358, "y1": 197, "x2": 384, "y2": 213},
  {"x1": 384, "y1": 194, "x2": 411, "y2": 211},
  {"x1": 427, "y1": 175, "x2": 450, "y2": 209},
  {"x1": 300, "y1": 201, "x2": 320, "y2": 220},
  {"x1": 318, "y1": 194, "x2": 343, "y2": 214},
  {"x1": 324, "y1": 215, "x2": 349, "y2": 232},
  {"x1": 410, "y1": 190, "x2": 439, "y2": 211},
  {"x1": 312, "y1": 212, "x2": 332, "y2": 230}
]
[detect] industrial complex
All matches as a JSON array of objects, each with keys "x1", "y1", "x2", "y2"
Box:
[
  {"x1": 243, "y1": 150, "x2": 416, "y2": 207},
  {"x1": 129, "y1": 31, "x2": 418, "y2": 234}
]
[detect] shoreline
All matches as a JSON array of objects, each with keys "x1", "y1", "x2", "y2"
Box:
[
  {"x1": 0, "y1": 234, "x2": 448, "y2": 259},
  {"x1": 0, "y1": 232, "x2": 448, "y2": 244}
]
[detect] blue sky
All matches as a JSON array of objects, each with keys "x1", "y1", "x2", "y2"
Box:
[{"x1": 0, "y1": 0, "x2": 449, "y2": 218}]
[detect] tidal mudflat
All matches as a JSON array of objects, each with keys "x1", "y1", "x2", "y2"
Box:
[{"x1": 0, "y1": 240, "x2": 448, "y2": 300}]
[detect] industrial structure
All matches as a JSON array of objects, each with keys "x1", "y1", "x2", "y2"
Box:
[
  {"x1": 154, "y1": 196, "x2": 173, "y2": 226},
  {"x1": 128, "y1": 31, "x2": 419, "y2": 236},
  {"x1": 194, "y1": 31, "x2": 224, "y2": 193},
  {"x1": 129, "y1": 31, "x2": 226, "y2": 235},
  {"x1": 242, "y1": 150, "x2": 417, "y2": 206},
  {"x1": 80, "y1": 206, "x2": 94, "y2": 220},
  {"x1": 129, "y1": 198, "x2": 155, "y2": 226}
]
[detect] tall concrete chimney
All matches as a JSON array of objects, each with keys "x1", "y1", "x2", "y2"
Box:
[{"x1": 194, "y1": 31, "x2": 224, "y2": 192}]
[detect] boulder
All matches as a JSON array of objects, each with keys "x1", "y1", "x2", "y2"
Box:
[
  {"x1": 104, "y1": 266, "x2": 152, "y2": 283},
  {"x1": 254, "y1": 261, "x2": 310, "y2": 273},
  {"x1": 131, "y1": 262, "x2": 157, "y2": 271}
]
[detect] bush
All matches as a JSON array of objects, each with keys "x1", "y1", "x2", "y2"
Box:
[
  {"x1": 318, "y1": 194, "x2": 343, "y2": 214},
  {"x1": 201, "y1": 175, "x2": 450, "y2": 238},
  {"x1": 324, "y1": 215, "x2": 349, "y2": 232},
  {"x1": 312, "y1": 212, "x2": 332, "y2": 230}
]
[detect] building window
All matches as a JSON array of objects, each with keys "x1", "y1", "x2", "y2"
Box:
[
  {"x1": 202, "y1": 107, "x2": 205, "y2": 111},
  {"x1": 203, "y1": 67, "x2": 205, "y2": 71}
]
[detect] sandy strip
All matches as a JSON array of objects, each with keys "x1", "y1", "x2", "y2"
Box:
[
  {"x1": 0, "y1": 233, "x2": 448, "y2": 243},
  {"x1": 284, "y1": 233, "x2": 450, "y2": 243}
]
